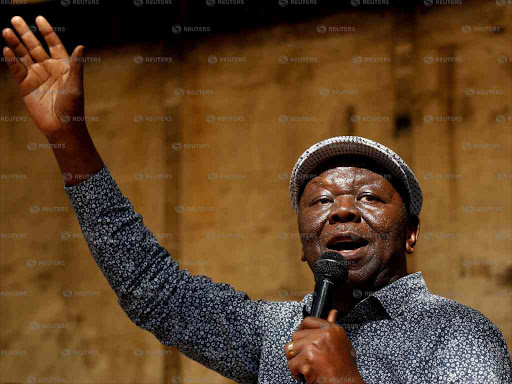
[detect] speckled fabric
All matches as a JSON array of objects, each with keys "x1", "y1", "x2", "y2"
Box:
[
  {"x1": 64, "y1": 164, "x2": 511, "y2": 384},
  {"x1": 289, "y1": 136, "x2": 423, "y2": 217}
]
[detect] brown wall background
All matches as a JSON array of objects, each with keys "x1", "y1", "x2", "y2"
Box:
[{"x1": 1, "y1": 1, "x2": 511, "y2": 383}]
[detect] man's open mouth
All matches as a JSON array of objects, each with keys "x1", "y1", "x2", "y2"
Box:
[
  {"x1": 328, "y1": 240, "x2": 368, "y2": 251},
  {"x1": 326, "y1": 233, "x2": 369, "y2": 252}
]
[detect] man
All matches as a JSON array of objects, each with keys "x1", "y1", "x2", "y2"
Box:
[{"x1": 2, "y1": 15, "x2": 511, "y2": 384}]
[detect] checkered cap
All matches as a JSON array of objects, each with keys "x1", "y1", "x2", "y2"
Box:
[{"x1": 289, "y1": 136, "x2": 422, "y2": 216}]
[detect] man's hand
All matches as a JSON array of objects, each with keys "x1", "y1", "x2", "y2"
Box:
[
  {"x1": 2, "y1": 15, "x2": 86, "y2": 139},
  {"x1": 284, "y1": 309, "x2": 365, "y2": 384}
]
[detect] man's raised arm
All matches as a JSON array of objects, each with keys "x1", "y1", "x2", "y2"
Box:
[{"x1": 2, "y1": 15, "x2": 264, "y2": 383}]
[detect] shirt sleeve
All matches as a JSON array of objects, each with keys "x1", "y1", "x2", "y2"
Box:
[
  {"x1": 430, "y1": 311, "x2": 512, "y2": 384},
  {"x1": 63, "y1": 164, "x2": 264, "y2": 384}
]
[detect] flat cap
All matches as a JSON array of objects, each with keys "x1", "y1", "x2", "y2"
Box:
[{"x1": 289, "y1": 136, "x2": 422, "y2": 216}]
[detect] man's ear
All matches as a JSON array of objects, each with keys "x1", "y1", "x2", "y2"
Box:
[
  {"x1": 406, "y1": 215, "x2": 420, "y2": 254},
  {"x1": 301, "y1": 248, "x2": 306, "y2": 262}
]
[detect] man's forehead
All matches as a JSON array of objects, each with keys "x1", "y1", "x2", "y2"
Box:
[
  {"x1": 307, "y1": 155, "x2": 392, "y2": 184},
  {"x1": 307, "y1": 166, "x2": 391, "y2": 188},
  {"x1": 297, "y1": 154, "x2": 409, "y2": 203}
]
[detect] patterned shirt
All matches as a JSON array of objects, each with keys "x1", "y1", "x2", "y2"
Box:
[{"x1": 64, "y1": 164, "x2": 512, "y2": 384}]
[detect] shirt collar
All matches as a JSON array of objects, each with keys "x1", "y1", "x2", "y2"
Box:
[{"x1": 301, "y1": 271, "x2": 428, "y2": 323}]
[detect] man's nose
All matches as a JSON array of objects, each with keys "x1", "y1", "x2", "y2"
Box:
[{"x1": 327, "y1": 196, "x2": 361, "y2": 224}]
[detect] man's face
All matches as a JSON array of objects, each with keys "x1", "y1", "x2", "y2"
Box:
[{"x1": 297, "y1": 158, "x2": 419, "y2": 288}]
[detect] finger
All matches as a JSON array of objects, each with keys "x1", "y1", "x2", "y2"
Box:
[
  {"x1": 35, "y1": 15, "x2": 69, "y2": 60},
  {"x1": 2, "y1": 27, "x2": 34, "y2": 68},
  {"x1": 10, "y1": 16, "x2": 50, "y2": 64},
  {"x1": 298, "y1": 316, "x2": 331, "y2": 331},
  {"x1": 287, "y1": 352, "x2": 310, "y2": 381},
  {"x1": 2, "y1": 46, "x2": 28, "y2": 84},
  {"x1": 291, "y1": 329, "x2": 316, "y2": 342},
  {"x1": 66, "y1": 45, "x2": 84, "y2": 96},
  {"x1": 283, "y1": 339, "x2": 306, "y2": 361},
  {"x1": 327, "y1": 309, "x2": 338, "y2": 323}
]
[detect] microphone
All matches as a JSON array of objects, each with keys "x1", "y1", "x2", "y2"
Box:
[
  {"x1": 297, "y1": 252, "x2": 349, "y2": 383},
  {"x1": 310, "y1": 251, "x2": 349, "y2": 319}
]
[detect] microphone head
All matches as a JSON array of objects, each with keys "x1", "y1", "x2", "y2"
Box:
[{"x1": 313, "y1": 251, "x2": 349, "y2": 285}]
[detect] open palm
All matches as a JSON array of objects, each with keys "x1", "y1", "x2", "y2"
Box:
[{"x1": 2, "y1": 15, "x2": 85, "y2": 137}]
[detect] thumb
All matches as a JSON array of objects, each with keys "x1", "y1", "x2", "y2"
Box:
[
  {"x1": 68, "y1": 45, "x2": 85, "y2": 91},
  {"x1": 327, "y1": 309, "x2": 337, "y2": 323}
]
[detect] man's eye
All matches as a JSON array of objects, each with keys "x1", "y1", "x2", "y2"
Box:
[
  {"x1": 360, "y1": 194, "x2": 379, "y2": 202},
  {"x1": 313, "y1": 197, "x2": 331, "y2": 205}
]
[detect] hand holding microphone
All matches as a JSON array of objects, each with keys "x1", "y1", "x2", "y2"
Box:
[{"x1": 284, "y1": 252, "x2": 366, "y2": 384}]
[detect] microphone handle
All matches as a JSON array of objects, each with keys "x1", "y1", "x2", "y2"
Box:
[
  {"x1": 298, "y1": 277, "x2": 337, "y2": 383},
  {"x1": 310, "y1": 277, "x2": 337, "y2": 319}
]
